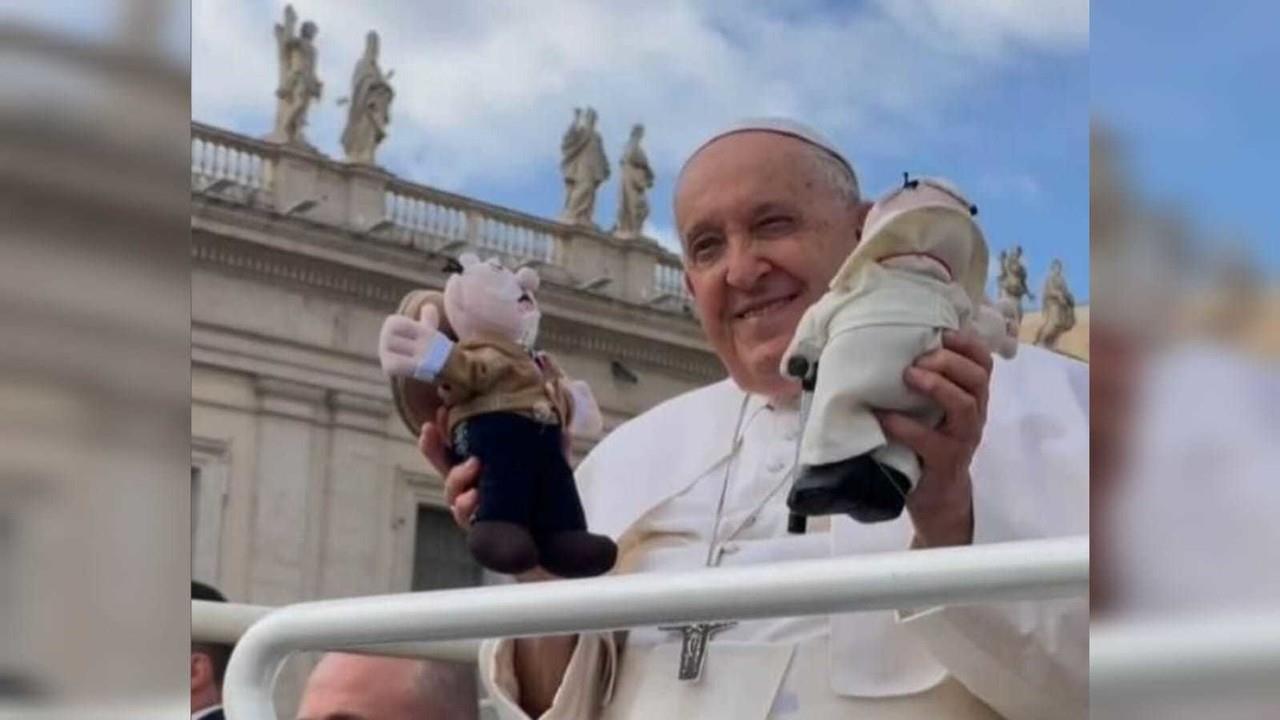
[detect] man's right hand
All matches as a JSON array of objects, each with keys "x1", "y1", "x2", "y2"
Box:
[
  {"x1": 418, "y1": 406, "x2": 481, "y2": 529},
  {"x1": 417, "y1": 407, "x2": 577, "y2": 714}
]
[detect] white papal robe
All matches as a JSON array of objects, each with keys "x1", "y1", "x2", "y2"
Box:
[{"x1": 480, "y1": 344, "x2": 1088, "y2": 720}]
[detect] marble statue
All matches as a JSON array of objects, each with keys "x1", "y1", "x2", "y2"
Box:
[
  {"x1": 271, "y1": 4, "x2": 323, "y2": 147},
  {"x1": 560, "y1": 107, "x2": 609, "y2": 227},
  {"x1": 340, "y1": 31, "x2": 395, "y2": 165},
  {"x1": 996, "y1": 245, "x2": 1034, "y2": 325},
  {"x1": 1033, "y1": 259, "x2": 1076, "y2": 348},
  {"x1": 614, "y1": 124, "x2": 654, "y2": 238}
]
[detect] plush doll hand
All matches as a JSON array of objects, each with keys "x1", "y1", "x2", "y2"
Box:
[
  {"x1": 378, "y1": 304, "x2": 456, "y2": 381},
  {"x1": 565, "y1": 379, "x2": 604, "y2": 438}
]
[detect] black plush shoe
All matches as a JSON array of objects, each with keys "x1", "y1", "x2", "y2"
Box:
[
  {"x1": 788, "y1": 454, "x2": 912, "y2": 523},
  {"x1": 468, "y1": 521, "x2": 540, "y2": 575},
  {"x1": 539, "y1": 530, "x2": 618, "y2": 578}
]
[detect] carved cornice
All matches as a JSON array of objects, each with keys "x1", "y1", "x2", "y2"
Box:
[
  {"x1": 329, "y1": 391, "x2": 394, "y2": 435},
  {"x1": 540, "y1": 316, "x2": 723, "y2": 381},
  {"x1": 193, "y1": 229, "x2": 419, "y2": 306},
  {"x1": 254, "y1": 376, "x2": 328, "y2": 422},
  {"x1": 193, "y1": 220, "x2": 723, "y2": 381}
]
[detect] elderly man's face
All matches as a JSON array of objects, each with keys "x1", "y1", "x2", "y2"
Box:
[{"x1": 676, "y1": 132, "x2": 862, "y2": 398}]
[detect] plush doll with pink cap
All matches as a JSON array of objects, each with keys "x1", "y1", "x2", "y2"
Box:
[
  {"x1": 378, "y1": 253, "x2": 616, "y2": 577},
  {"x1": 782, "y1": 175, "x2": 1017, "y2": 527}
]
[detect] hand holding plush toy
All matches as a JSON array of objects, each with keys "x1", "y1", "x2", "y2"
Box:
[
  {"x1": 781, "y1": 176, "x2": 1017, "y2": 526},
  {"x1": 378, "y1": 254, "x2": 616, "y2": 577}
]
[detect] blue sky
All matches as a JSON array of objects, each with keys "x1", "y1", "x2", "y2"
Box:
[
  {"x1": 191, "y1": 0, "x2": 1089, "y2": 301},
  {"x1": 1092, "y1": 0, "x2": 1280, "y2": 275}
]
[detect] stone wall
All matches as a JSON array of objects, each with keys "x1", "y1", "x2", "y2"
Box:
[{"x1": 190, "y1": 123, "x2": 721, "y2": 715}]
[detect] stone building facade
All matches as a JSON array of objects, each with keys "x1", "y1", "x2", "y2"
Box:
[{"x1": 190, "y1": 122, "x2": 721, "y2": 711}]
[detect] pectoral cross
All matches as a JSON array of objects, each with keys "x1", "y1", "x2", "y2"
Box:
[{"x1": 659, "y1": 621, "x2": 737, "y2": 681}]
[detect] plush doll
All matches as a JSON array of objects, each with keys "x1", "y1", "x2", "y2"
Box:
[
  {"x1": 378, "y1": 254, "x2": 616, "y2": 577},
  {"x1": 781, "y1": 175, "x2": 1017, "y2": 525}
]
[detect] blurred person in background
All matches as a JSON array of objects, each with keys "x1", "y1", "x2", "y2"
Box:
[
  {"x1": 1090, "y1": 122, "x2": 1280, "y2": 718},
  {"x1": 191, "y1": 582, "x2": 231, "y2": 720},
  {"x1": 1089, "y1": 124, "x2": 1280, "y2": 618},
  {"x1": 296, "y1": 652, "x2": 479, "y2": 720}
]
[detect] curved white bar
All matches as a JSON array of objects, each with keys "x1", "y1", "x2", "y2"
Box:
[
  {"x1": 1090, "y1": 614, "x2": 1280, "y2": 702},
  {"x1": 226, "y1": 536, "x2": 1088, "y2": 719},
  {"x1": 193, "y1": 600, "x2": 481, "y2": 664}
]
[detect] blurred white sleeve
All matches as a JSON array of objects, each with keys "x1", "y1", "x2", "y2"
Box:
[
  {"x1": 479, "y1": 632, "x2": 618, "y2": 720},
  {"x1": 565, "y1": 380, "x2": 604, "y2": 439},
  {"x1": 897, "y1": 597, "x2": 1087, "y2": 720},
  {"x1": 896, "y1": 347, "x2": 1088, "y2": 720}
]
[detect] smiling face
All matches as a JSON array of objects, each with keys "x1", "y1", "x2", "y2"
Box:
[{"x1": 675, "y1": 132, "x2": 865, "y2": 398}]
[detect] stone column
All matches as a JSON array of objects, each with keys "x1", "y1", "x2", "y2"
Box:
[
  {"x1": 248, "y1": 377, "x2": 328, "y2": 606},
  {"x1": 558, "y1": 227, "x2": 622, "y2": 298},
  {"x1": 316, "y1": 391, "x2": 397, "y2": 598},
  {"x1": 271, "y1": 146, "x2": 338, "y2": 225},
  {"x1": 270, "y1": 148, "x2": 392, "y2": 232},
  {"x1": 620, "y1": 240, "x2": 662, "y2": 304},
  {"x1": 343, "y1": 164, "x2": 393, "y2": 234}
]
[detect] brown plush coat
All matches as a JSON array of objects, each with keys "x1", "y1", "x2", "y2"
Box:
[
  {"x1": 387, "y1": 289, "x2": 576, "y2": 438},
  {"x1": 436, "y1": 336, "x2": 574, "y2": 434}
]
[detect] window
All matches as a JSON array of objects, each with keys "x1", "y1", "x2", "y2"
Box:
[
  {"x1": 411, "y1": 505, "x2": 482, "y2": 591},
  {"x1": 190, "y1": 443, "x2": 228, "y2": 585}
]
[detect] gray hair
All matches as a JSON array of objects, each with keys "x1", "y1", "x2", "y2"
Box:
[{"x1": 802, "y1": 142, "x2": 861, "y2": 207}]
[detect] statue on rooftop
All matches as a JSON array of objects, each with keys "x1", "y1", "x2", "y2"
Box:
[
  {"x1": 997, "y1": 245, "x2": 1034, "y2": 326},
  {"x1": 340, "y1": 31, "x2": 395, "y2": 165},
  {"x1": 614, "y1": 124, "x2": 655, "y2": 239},
  {"x1": 1033, "y1": 259, "x2": 1077, "y2": 348},
  {"x1": 270, "y1": 4, "x2": 323, "y2": 148},
  {"x1": 560, "y1": 107, "x2": 609, "y2": 227}
]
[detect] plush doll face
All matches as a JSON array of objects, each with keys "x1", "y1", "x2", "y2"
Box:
[{"x1": 443, "y1": 254, "x2": 542, "y2": 347}]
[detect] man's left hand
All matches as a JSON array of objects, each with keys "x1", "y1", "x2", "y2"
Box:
[{"x1": 876, "y1": 330, "x2": 993, "y2": 548}]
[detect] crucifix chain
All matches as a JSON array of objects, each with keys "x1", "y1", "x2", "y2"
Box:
[{"x1": 662, "y1": 395, "x2": 797, "y2": 681}]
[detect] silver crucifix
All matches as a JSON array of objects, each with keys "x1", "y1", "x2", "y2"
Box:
[{"x1": 659, "y1": 621, "x2": 737, "y2": 681}]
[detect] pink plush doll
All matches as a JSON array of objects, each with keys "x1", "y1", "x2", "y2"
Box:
[{"x1": 379, "y1": 254, "x2": 616, "y2": 577}]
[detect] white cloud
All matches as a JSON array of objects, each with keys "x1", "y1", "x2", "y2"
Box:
[
  {"x1": 873, "y1": 0, "x2": 1089, "y2": 59},
  {"x1": 977, "y1": 171, "x2": 1044, "y2": 204},
  {"x1": 643, "y1": 221, "x2": 681, "y2": 254},
  {"x1": 192, "y1": 0, "x2": 1087, "y2": 196}
]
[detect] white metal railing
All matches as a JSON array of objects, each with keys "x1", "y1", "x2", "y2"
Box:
[
  {"x1": 1090, "y1": 614, "x2": 1280, "y2": 704},
  {"x1": 385, "y1": 181, "x2": 559, "y2": 265},
  {"x1": 192, "y1": 600, "x2": 480, "y2": 664},
  {"x1": 224, "y1": 536, "x2": 1088, "y2": 719},
  {"x1": 191, "y1": 123, "x2": 272, "y2": 193}
]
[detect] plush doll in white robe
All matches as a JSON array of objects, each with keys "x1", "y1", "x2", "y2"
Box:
[{"x1": 781, "y1": 175, "x2": 1017, "y2": 524}]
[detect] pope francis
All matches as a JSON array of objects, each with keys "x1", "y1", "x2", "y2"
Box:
[{"x1": 418, "y1": 119, "x2": 1088, "y2": 720}]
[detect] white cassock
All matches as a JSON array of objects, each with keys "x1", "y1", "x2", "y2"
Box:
[{"x1": 480, "y1": 344, "x2": 1088, "y2": 720}]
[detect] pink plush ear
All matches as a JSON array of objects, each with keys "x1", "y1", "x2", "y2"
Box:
[
  {"x1": 516, "y1": 267, "x2": 540, "y2": 293},
  {"x1": 458, "y1": 252, "x2": 480, "y2": 269}
]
